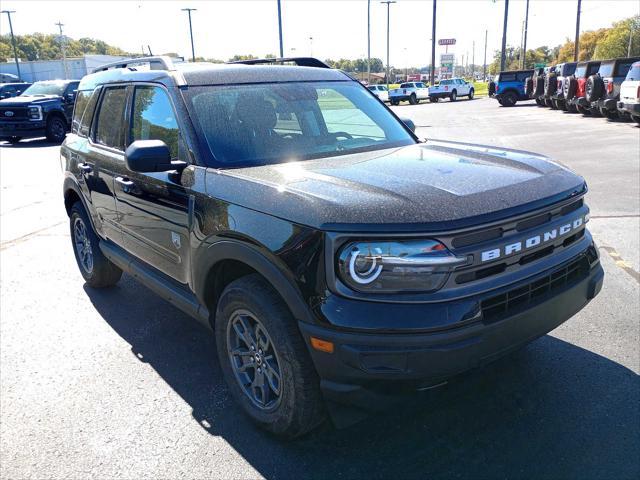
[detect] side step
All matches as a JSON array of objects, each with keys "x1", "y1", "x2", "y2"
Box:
[{"x1": 99, "y1": 241, "x2": 210, "y2": 327}]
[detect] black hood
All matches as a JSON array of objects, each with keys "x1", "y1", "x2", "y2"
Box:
[
  {"x1": 206, "y1": 139, "x2": 586, "y2": 232},
  {"x1": 0, "y1": 95, "x2": 61, "y2": 106}
]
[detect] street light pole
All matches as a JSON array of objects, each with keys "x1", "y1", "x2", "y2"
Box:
[
  {"x1": 55, "y1": 21, "x2": 68, "y2": 79},
  {"x1": 381, "y1": 1, "x2": 396, "y2": 89},
  {"x1": 309, "y1": 36, "x2": 313, "y2": 57},
  {"x1": 430, "y1": 0, "x2": 436, "y2": 85},
  {"x1": 574, "y1": 0, "x2": 582, "y2": 61},
  {"x1": 367, "y1": 0, "x2": 371, "y2": 84},
  {"x1": 500, "y1": 0, "x2": 509, "y2": 72},
  {"x1": 277, "y1": 0, "x2": 284, "y2": 58},
  {"x1": 1, "y1": 10, "x2": 21, "y2": 80},
  {"x1": 483, "y1": 29, "x2": 487, "y2": 81},
  {"x1": 522, "y1": 0, "x2": 530, "y2": 69},
  {"x1": 181, "y1": 8, "x2": 197, "y2": 62}
]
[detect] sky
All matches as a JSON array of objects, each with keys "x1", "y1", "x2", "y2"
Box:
[{"x1": 1, "y1": 0, "x2": 639, "y2": 68}]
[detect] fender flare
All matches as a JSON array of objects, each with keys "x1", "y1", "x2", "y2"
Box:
[
  {"x1": 63, "y1": 175, "x2": 99, "y2": 232},
  {"x1": 193, "y1": 240, "x2": 316, "y2": 325}
]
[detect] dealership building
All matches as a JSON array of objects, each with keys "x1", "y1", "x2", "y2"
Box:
[{"x1": 0, "y1": 54, "x2": 130, "y2": 82}]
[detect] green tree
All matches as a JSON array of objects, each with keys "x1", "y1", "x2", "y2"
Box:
[{"x1": 594, "y1": 15, "x2": 640, "y2": 59}]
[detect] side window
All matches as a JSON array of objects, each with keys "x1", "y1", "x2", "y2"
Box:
[
  {"x1": 78, "y1": 88, "x2": 100, "y2": 137},
  {"x1": 94, "y1": 86, "x2": 127, "y2": 150},
  {"x1": 71, "y1": 91, "x2": 90, "y2": 134},
  {"x1": 615, "y1": 61, "x2": 633, "y2": 77},
  {"x1": 500, "y1": 73, "x2": 516, "y2": 82},
  {"x1": 130, "y1": 86, "x2": 180, "y2": 159}
]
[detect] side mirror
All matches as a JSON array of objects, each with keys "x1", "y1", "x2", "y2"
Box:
[
  {"x1": 125, "y1": 140, "x2": 173, "y2": 172},
  {"x1": 401, "y1": 117, "x2": 416, "y2": 133}
]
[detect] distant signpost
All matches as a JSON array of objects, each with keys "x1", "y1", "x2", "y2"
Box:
[
  {"x1": 440, "y1": 53, "x2": 455, "y2": 79},
  {"x1": 438, "y1": 38, "x2": 456, "y2": 46}
]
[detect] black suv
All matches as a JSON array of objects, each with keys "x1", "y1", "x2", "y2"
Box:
[
  {"x1": 0, "y1": 82, "x2": 32, "y2": 100},
  {"x1": 0, "y1": 79, "x2": 79, "y2": 144},
  {"x1": 62, "y1": 56, "x2": 604, "y2": 437},
  {"x1": 585, "y1": 56, "x2": 640, "y2": 119}
]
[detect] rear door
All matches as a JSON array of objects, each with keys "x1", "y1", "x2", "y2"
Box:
[
  {"x1": 86, "y1": 85, "x2": 130, "y2": 245},
  {"x1": 113, "y1": 84, "x2": 192, "y2": 283}
]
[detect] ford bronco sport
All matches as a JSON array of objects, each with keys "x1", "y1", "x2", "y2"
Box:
[
  {"x1": 585, "y1": 56, "x2": 640, "y2": 119},
  {"x1": 0, "y1": 79, "x2": 79, "y2": 144},
  {"x1": 565, "y1": 60, "x2": 601, "y2": 114},
  {"x1": 62, "y1": 56, "x2": 604, "y2": 438}
]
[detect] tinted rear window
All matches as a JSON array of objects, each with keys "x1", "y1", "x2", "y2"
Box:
[
  {"x1": 587, "y1": 63, "x2": 600, "y2": 76},
  {"x1": 399, "y1": 83, "x2": 412, "y2": 88},
  {"x1": 615, "y1": 61, "x2": 634, "y2": 77},
  {"x1": 626, "y1": 63, "x2": 640, "y2": 81},
  {"x1": 499, "y1": 73, "x2": 516, "y2": 82},
  {"x1": 516, "y1": 72, "x2": 532, "y2": 81},
  {"x1": 575, "y1": 65, "x2": 587, "y2": 77},
  {"x1": 598, "y1": 62, "x2": 614, "y2": 77},
  {"x1": 562, "y1": 64, "x2": 576, "y2": 76}
]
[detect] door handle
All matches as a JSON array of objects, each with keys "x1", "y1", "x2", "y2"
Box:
[
  {"x1": 115, "y1": 176, "x2": 135, "y2": 187},
  {"x1": 77, "y1": 162, "x2": 92, "y2": 173}
]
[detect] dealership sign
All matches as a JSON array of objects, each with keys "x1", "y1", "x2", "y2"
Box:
[
  {"x1": 440, "y1": 54, "x2": 455, "y2": 63},
  {"x1": 438, "y1": 38, "x2": 456, "y2": 46}
]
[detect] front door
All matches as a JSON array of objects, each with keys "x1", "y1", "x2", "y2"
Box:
[{"x1": 113, "y1": 84, "x2": 191, "y2": 284}]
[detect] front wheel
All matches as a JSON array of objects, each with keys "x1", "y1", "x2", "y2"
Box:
[
  {"x1": 46, "y1": 116, "x2": 67, "y2": 143},
  {"x1": 602, "y1": 108, "x2": 618, "y2": 120},
  {"x1": 468, "y1": 89, "x2": 474, "y2": 100},
  {"x1": 501, "y1": 92, "x2": 517, "y2": 107},
  {"x1": 215, "y1": 274, "x2": 325, "y2": 438},
  {"x1": 70, "y1": 202, "x2": 122, "y2": 288},
  {"x1": 409, "y1": 93, "x2": 417, "y2": 105}
]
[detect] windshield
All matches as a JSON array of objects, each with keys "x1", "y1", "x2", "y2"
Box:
[
  {"x1": 187, "y1": 81, "x2": 415, "y2": 168},
  {"x1": 22, "y1": 81, "x2": 67, "y2": 97}
]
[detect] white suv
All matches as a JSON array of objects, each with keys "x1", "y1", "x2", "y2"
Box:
[
  {"x1": 367, "y1": 85, "x2": 389, "y2": 102},
  {"x1": 618, "y1": 61, "x2": 640, "y2": 123}
]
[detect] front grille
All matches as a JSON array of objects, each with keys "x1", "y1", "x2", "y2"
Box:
[
  {"x1": 481, "y1": 255, "x2": 590, "y2": 324},
  {"x1": 0, "y1": 107, "x2": 27, "y2": 121}
]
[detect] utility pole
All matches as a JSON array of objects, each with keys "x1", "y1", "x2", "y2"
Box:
[
  {"x1": 629, "y1": 17, "x2": 636, "y2": 57},
  {"x1": 181, "y1": 8, "x2": 197, "y2": 62},
  {"x1": 1, "y1": 10, "x2": 21, "y2": 80},
  {"x1": 430, "y1": 0, "x2": 436, "y2": 85},
  {"x1": 367, "y1": 0, "x2": 371, "y2": 84},
  {"x1": 483, "y1": 29, "x2": 487, "y2": 81},
  {"x1": 309, "y1": 36, "x2": 313, "y2": 56},
  {"x1": 55, "y1": 21, "x2": 68, "y2": 79},
  {"x1": 522, "y1": 0, "x2": 530, "y2": 69},
  {"x1": 277, "y1": 0, "x2": 284, "y2": 58},
  {"x1": 500, "y1": 0, "x2": 509, "y2": 72},
  {"x1": 472, "y1": 41, "x2": 475, "y2": 80},
  {"x1": 381, "y1": 1, "x2": 396, "y2": 89},
  {"x1": 574, "y1": 0, "x2": 581, "y2": 61}
]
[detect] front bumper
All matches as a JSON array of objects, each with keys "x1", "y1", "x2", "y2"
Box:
[
  {"x1": 0, "y1": 121, "x2": 46, "y2": 139},
  {"x1": 617, "y1": 101, "x2": 640, "y2": 114},
  {"x1": 299, "y1": 244, "x2": 603, "y2": 412}
]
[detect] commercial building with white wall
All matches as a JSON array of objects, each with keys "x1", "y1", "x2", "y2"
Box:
[{"x1": 0, "y1": 55, "x2": 129, "y2": 82}]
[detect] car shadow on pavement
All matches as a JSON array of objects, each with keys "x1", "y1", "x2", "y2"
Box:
[
  {"x1": 84, "y1": 275, "x2": 640, "y2": 480},
  {"x1": 0, "y1": 138, "x2": 60, "y2": 148}
]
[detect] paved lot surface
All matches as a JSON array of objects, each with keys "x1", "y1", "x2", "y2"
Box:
[{"x1": 1, "y1": 97, "x2": 638, "y2": 479}]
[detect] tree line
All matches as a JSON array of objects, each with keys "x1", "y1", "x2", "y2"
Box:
[{"x1": 2, "y1": 14, "x2": 637, "y2": 75}]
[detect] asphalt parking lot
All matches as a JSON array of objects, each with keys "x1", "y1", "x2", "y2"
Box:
[{"x1": 1, "y1": 97, "x2": 638, "y2": 479}]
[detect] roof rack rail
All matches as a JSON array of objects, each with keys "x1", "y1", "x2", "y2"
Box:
[
  {"x1": 92, "y1": 56, "x2": 177, "y2": 73},
  {"x1": 227, "y1": 57, "x2": 331, "y2": 69}
]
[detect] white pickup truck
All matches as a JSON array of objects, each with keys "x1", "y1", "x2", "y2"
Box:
[
  {"x1": 427, "y1": 78, "x2": 475, "y2": 102},
  {"x1": 389, "y1": 82, "x2": 429, "y2": 105}
]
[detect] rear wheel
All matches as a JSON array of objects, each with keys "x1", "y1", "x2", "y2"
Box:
[
  {"x1": 602, "y1": 108, "x2": 618, "y2": 120},
  {"x1": 576, "y1": 104, "x2": 589, "y2": 115},
  {"x1": 46, "y1": 116, "x2": 67, "y2": 143},
  {"x1": 567, "y1": 103, "x2": 578, "y2": 113},
  {"x1": 632, "y1": 114, "x2": 640, "y2": 124},
  {"x1": 409, "y1": 93, "x2": 418, "y2": 105},
  {"x1": 69, "y1": 202, "x2": 122, "y2": 288},
  {"x1": 501, "y1": 92, "x2": 517, "y2": 107},
  {"x1": 429, "y1": 96, "x2": 439, "y2": 103},
  {"x1": 390, "y1": 99, "x2": 399, "y2": 106},
  {"x1": 215, "y1": 274, "x2": 325, "y2": 438},
  {"x1": 545, "y1": 98, "x2": 554, "y2": 108}
]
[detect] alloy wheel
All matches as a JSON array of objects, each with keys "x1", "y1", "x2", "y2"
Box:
[{"x1": 73, "y1": 217, "x2": 93, "y2": 274}]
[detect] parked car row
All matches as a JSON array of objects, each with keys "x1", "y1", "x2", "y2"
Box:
[
  {"x1": 0, "y1": 79, "x2": 79, "y2": 144},
  {"x1": 492, "y1": 56, "x2": 640, "y2": 123},
  {"x1": 384, "y1": 78, "x2": 475, "y2": 105}
]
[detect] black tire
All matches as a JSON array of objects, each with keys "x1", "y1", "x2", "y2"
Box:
[
  {"x1": 429, "y1": 96, "x2": 439, "y2": 103},
  {"x1": 533, "y1": 76, "x2": 545, "y2": 97},
  {"x1": 409, "y1": 93, "x2": 418, "y2": 105},
  {"x1": 69, "y1": 202, "x2": 122, "y2": 288},
  {"x1": 544, "y1": 73, "x2": 558, "y2": 96},
  {"x1": 550, "y1": 99, "x2": 559, "y2": 110},
  {"x1": 602, "y1": 107, "x2": 618, "y2": 120},
  {"x1": 545, "y1": 98, "x2": 554, "y2": 108},
  {"x1": 488, "y1": 81, "x2": 496, "y2": 96},
  {"x1": 632, "y1": 114, "x2": 640, "y2": 124},
  {"x1": 450, "y1": 90, "x2": 457, "y2": 102},
  {"x1": 567, "y1": 103, "x2": 578, "y2": 113},
  {"x1": 501, "y1": 92, "x2": 517, "y2": 107},
  {"x1": 468, "y1": 88, "x2": 475, "y2": 100},
  {"x1": 577, "y1": 104, "x2": 590, "y2": 115},
  {"x1": 566, "y1": 77, "x2": 578, "y2": 100},
  {"x1": 390, "y1": 99, "x2": 399, "y2": 106},
  {"x1": 524, "y1": 77, "x2": 534, "y2": 97},
  {"x1": 215, "y1": 274, "x2": 325, "y2": 438},
  {"x1": 585, "y1": 75, "x2": 604, "y2": 103},
  {"x1": 7, "y1": 136, "x2": 22, "y2": 144},
  {"x1": 46, "y1": 115, "x2": 67, "y2": 143},
  {"x1": 590, "y1": 106, "x2": 603, "y2": 117}
]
